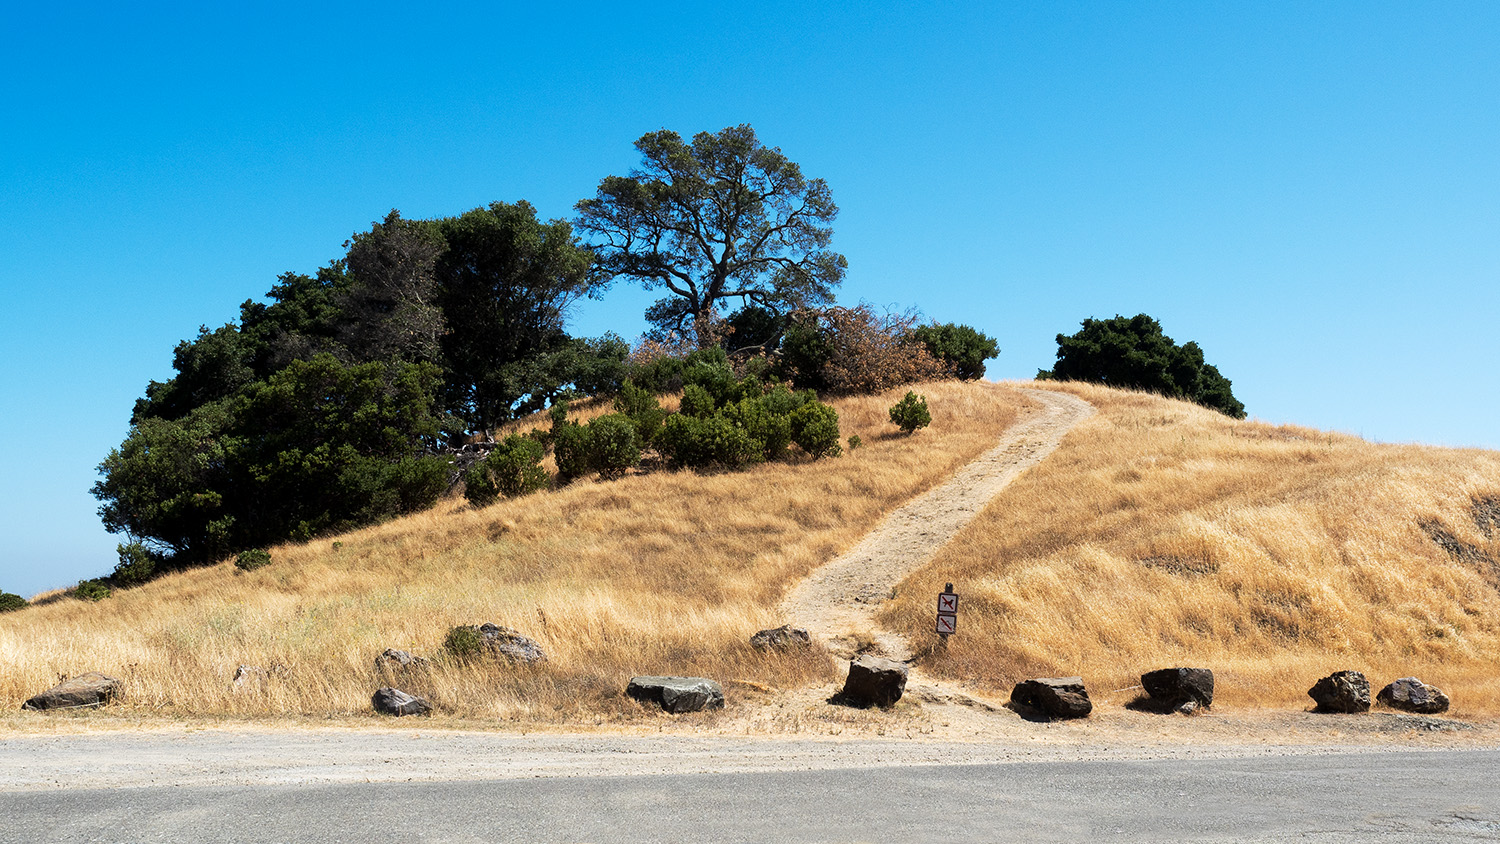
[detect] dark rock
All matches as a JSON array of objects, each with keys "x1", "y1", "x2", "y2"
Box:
[
  {"x1": 231, "y1": 664, "x2": 268, "y2": 692},
  {"x1": 477, "y1": 624, "x2": 547, "y2": 664},
  {"x1": 838, "y1": 655, "x2": 908, "y2": 708},
  {"x1": 1141, "y1": 667, "x2": 1215, "y2": 709},
  {"x1": 1309, "y1": 670, "x2": 1371, "y2": 713},
  {"x1": 1011, "y1": 677, "x2": 1093, "y2": 719},
  {"x1": 372, "y1": 687, "x2": 432, "y2": 716},
  {"x1": 1377, "y1": 677, "x2": 1450, "y2": 714},
  {"x1": 750, "y1": 625, "x2": 812, "y2": 650},
  {"x1": 22, "y1": 672, "x2": 121, "y2": 711},
  {"x1": 626, "y1": 676, "x2": 726, "y2": 714}
]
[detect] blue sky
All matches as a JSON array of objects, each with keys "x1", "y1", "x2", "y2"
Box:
[{"x1": 2, "y1": 2, "x2": 1496, "y2": 597}]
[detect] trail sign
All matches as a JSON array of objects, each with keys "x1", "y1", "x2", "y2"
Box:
[{"x1": 935, "y1": 583, "x2": 958, "y2": 638}]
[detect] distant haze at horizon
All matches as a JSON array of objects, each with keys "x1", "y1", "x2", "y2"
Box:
[{"x1": 1, "y1": 2, "x2": 1495, "y2": 597}]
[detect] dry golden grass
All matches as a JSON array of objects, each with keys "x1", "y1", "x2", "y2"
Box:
[
  {"x1": 0, "y1": 381, "x2": 1025, "y2": 726},
  {"x1": 883, "y1": 381, "x2": 1500, "y2": 713}
]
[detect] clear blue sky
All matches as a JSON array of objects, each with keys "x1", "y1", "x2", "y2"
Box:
[{"x1": 2, "y1": 2, "x2": 1496, "y2": 597}]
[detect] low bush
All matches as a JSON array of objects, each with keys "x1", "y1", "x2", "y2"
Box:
[
  {"x1": 111, "y1": 542, "x2": 158, "y2": 587},
  {"x1": 847, "y1": 434, "x2": 863, "y2": 450},
  {"x1": 588, "y1": 413, "x2": 641, "y2": 479},
  {"x1": 613, "y1": 380, "x2": 666, "y2": 448},
  {"x1": 234, "y1": 548, "x2": 272, "y2": 572},
  {"x1": 910, "y1": 323, "x2": 999, "y2": 380},
  {"x1": 553, "y1": 422, "x2": 594, "y2": 482},
  {"x1": 466, "y1": 435, "x2": 549, "y2": 504},
  {"x1": 0, "y1": 591, "x2": 27, "y2": 613},
  {"x1": 889, "y1": 391, "x2": 932, "y2": 435},
  {"x1": 443, "y1": 625, "x2": 484, "y2": 660},
  {"x1": 790, "y1": 400, "x2": 842, "y2": 458},
  {"x1": 680, "y1": 383, "x2": 717, "y2": 418},
  {"x1": 72, "y1": 579, "x2": 112, "y2": 601}
]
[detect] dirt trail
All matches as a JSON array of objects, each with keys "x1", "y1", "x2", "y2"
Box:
[{"x1": 781, "y1": 386, "x2": 1093, "y2": 676}]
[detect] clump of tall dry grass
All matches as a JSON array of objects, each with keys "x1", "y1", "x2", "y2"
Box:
[
  {"x1": 883, "y1": 382, "x2": 1500, "y2": 713},
  {"x1": 0, "y1": 382, "x2": 1026, "y2": 726}
]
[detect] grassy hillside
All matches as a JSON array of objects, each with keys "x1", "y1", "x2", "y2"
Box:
[
  {"x1": 0, "y1": 381, "x2": 1026, "y2": 723},
  {"x1": 884, "y1": 382, "x2": 1500, "y2": 712}
]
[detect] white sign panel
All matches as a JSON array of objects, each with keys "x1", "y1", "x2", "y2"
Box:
[
  {"x1": 936, "y1": 593, "x2": 958, "y2": 614},
  {"x1": 935, "y1": 614, "x2": 957, "y2": 635}
]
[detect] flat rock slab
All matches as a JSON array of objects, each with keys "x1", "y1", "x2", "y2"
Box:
[
  {"x1": 1309, "y1": 670, "x2": 1371, "y2": 713},
  {"x1": 22, "y1": 672, "x2": 121, "y2": 711},
  {"x1": 1142, "y1": 667, "x2": 1215, "y2": 709},
  {"x1": 837, "y1": 655, "x2": 909, "y2": 708},
  {"x1": 372, "y1": 687, "x2": 432, "y2": 717},
  {"x1": 1011, "y1": 677, "x2": 1092, "y2": 720},
  {"x1": 1377, "y1": 677, "x2": 1450, "y2": 714},
  {"x1": 627, "y1": 677, "x2": 725, "y2": 714}
]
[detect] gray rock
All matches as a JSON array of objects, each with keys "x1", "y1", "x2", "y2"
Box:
[
  {"x1": 1309, "y1": 670, "x2": 1371, "y2": 713},
  {"x1": 231, "y1": 664, "x2": 268, "y2": 692},
  {"x1": 750, "y1": 625, "x2": 812, "y2": 650},
  {"x1": 1377, "y1": 677, "x2": 1450, "y2": 714},
  {"x1": 626, "y1": 676, "x2": 726, "y2": 713},
  {"x1": 838, "y1": 655, "x2": 908, "y2": 708},
  {"x1": 371, "y1": 687, "x2": 432, "y2": 716},
  {"x1": 477, "y1": 624, "x2": 547, "y2": 664},
  {"x1": 22, "y1": 672, "x2": 121, "y2": 711},
  {"x1": 1141, "y1": 667, "x2": 1215, "y2": 708},
  {"x1": 1011, "y1": 677, "x2": 1093, "y2": 719},
  {"x1": 374, "y1": 649, "x2": 431, "y2": 673}
]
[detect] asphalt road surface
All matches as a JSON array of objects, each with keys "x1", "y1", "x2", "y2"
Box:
[{"x1": 5, "y1": 749, "x2": 1499, "y2": 843}]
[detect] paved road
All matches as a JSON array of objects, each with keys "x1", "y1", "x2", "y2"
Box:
[{"x1": 5, "y1": 750, "x2": 1499, "y2": 843}]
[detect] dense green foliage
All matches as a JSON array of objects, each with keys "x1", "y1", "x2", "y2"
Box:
[
  {"x1": 444, "y1": 625, "x2": 485, "y2": 660},
  {"x1": 464, "y1": 435, "x2": 549, "y2": 505},
  {"x1": 789, "y1": 400, "x2": 843, "y2": 458},
  {"x1": 234, "y1": 549, "x2": 273, "y2": 572},
  {"x1": 576, "y1": 125, "x2": 846, "y2": 343},
  {"x1": 910, "y1": 323, "x2": 999, "y2": 380},
  {"x1": 0, "y1": 591, "x2": 27, "y2": 613},
  {"x1": 72, "y1": 580, "x2": 112, "y2": 602},
  {"x1": 111, "y1": 542, "x2": 158, "y2": 587},
  {"x1": 1039, "y1": 313, "x2": 1246, "y2": 419},
  {"x1": 889, "y1": 391, "x2": 932, "y2": 435}
]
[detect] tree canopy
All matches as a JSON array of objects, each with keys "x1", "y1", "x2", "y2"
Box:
[
  {"x1": 1038, "y1": 313, "x2": 1246, "y2": 418},
  {"x1": 575, "y1": 124, "x2": 846, "y2": 343}
]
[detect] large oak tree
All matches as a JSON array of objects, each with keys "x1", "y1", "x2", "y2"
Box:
[{"x1": 576, "y1": 124, "x2": 846, "y2": 344}]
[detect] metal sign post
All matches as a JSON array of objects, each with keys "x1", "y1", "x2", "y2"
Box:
[{"x1": 935, "y1": 583, "x2": 958, "y2": 644}]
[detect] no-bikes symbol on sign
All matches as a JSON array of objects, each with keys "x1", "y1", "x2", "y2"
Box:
[{"x1": 935, "y1": 584, "x2": 958, "y2": 636}]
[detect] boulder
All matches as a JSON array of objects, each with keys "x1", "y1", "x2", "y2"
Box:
[
  {"x1": 477, "y1": 624, "x2": 547, "y2": 664},
  {"x1": 371, "y1": 687, "x2": 432, "y2": 717},
  {"x1": 838, "y1": 655, "x2": 908, "y2": 708},
  {"x1": 750, "y1": 625, "x2": 812, "y2": 650},
  {"x1": 1141, "y1": 667, "x2": 1215, "y2": 709},
  {"x1": 1308, "y1": 670, "x2": 1371, "y2": 713},
  {"x1": 626, "y1": 676, "x2": 726, "y2": 714},
  {"x1": 231, "y1": 664, "x2": 268, "y2": 692},
  {"x1": 1011, "y1": 677, "x2": 1093, "y2": 719},
  {"x1": 1377, "y1": 677, "x2": 1450, "y2": 714},
  {"x1": 374, "y1": 649, "x2": 431, "y2": 673},
  {"x1": 22, "y1": 672, "x2": 121, "y2": 711}
]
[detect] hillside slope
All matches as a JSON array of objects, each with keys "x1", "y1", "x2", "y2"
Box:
[
  {"x1": 0, "y1": 381, "x2": 1028, "y2": 723},
  {"x1": 884, "y1": 382, "x2": 1500, "y2": 712}
]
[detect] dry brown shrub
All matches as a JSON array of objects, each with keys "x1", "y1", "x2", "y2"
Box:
[{"x1": 789, "y1": 305, "x2": 950, "y2": 395}]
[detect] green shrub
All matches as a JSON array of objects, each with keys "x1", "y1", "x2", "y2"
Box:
[
  {"x1": 680, "y1": 383, "x2": 717, "y2": 418},
  {"x1": 888, "y1": 391, "x2": 932, "y2": 435},
  {"x1": 444, "y1": 625, "x2": 484, "y2": 660},
  {"x1": 588, "y1": 413, "x2": 640, "y2": 478},
  {"x1": 847, "y1": 434, "x2": 863, "y2": 450},
  {"x1": 0, "y1": 591, "x2": 27, "y2": 613},
  {"x1": 487, "y1": 435, "x2": 549, "y2": 497},
  {"x1": 910, "y1": 323, "x2": 999, "y2": 380},
  {"x1": 234, "y1": 548, "x2": 272, "y2": 572},
  {"x1": 657, "y1": 413, "x2": 761, "y2": 468},
  {"x1": 553, "y1": 422, "x2": 592, "y2": 482},
  {"x1": 724, "y1": 397, "x2": 792, "y2": 461},
  {"x1": 463, "y1": 461, "x2": 500, "y2": 506},
  {"x1": 72, "y1": 579, "x2": 112, "y2": 601},
  {"x1": 111, "y1": 542, "x2": 157, "y2": 587},
  {"x1": 760, "y1": 384, "x2": 814, "y2": 417},
  {"x1": 789, "y1": 400, "x2": 842, "y2": 458},
  {"x1": 612, "y1": 380, "x2": 666, "y2": 448}
]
